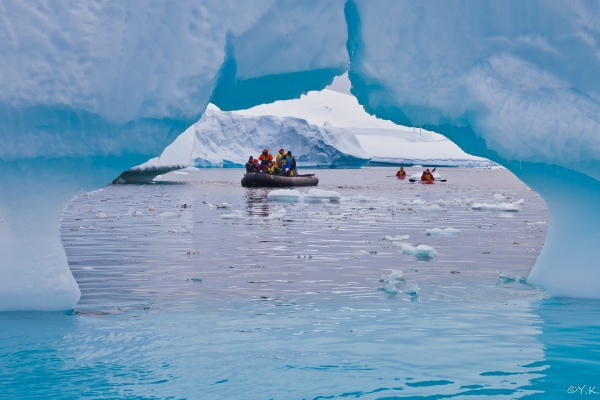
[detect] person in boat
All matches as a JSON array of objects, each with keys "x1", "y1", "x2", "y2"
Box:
[
  {"x1": 258, "y1": 148, "x2": 273, "y2": 169},
  {"x1": 396, "y1": 167, "x2": 406, "y2": 179},
  {"x1": 280, "y1": 155, "x2": 294, "y2": 177},
  {"x1": 421, "y1": 168, "x2": 435, "y2": 183},
  {"x1": 277, "y1": 153, "x2": 287, "y2": 170},
  {"x1": 265, "y1": 160, "x2": 279, "y2": 175},
  {"x1": 275, "y1": 148, "x2": 285, "y2": 165},
  {"x1": 245, "y1": 156, "x2": 258, "y2": 173},
  {"x1": 286, "y1": 150, "x2": 297, "y2": 176}
]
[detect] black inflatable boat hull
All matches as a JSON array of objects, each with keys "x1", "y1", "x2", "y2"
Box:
[{"x1": 241, "y1": 173, "x2": 319, "y2": 187}]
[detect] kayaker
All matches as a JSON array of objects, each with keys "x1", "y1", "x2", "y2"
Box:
[
  {"x1": 421, "y1": 168, "x2": 435, "y2": 183},
  {"x1": 245, "y1": 156, "x2": 257, "y2": 173},
  {"x1": 396, "y1": 167, "x2": 406, "y2": 179},
  {"x1": 258, "y1": 148, "x2": 273, "y2": 169}
]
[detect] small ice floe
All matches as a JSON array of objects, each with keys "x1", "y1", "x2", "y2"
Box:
[
  {"x1": 425, "y1": 227, "x2": 461, "y2": 236},
  {"x1": 95, "y1": 212, "x2": 108, "y2": 218},
  {"x1": 394, "y1": 242, "x2": 437, "y2": 259},
  {"x1": 404, "y1": 283, "x2": 420, "y2": 296},
  {"x1": 168, "y1": 226, "x2": 191, "y2": 234},
  {"x1": 384, "y1": 234, "x2": 410, "y2": 241},
  {"x1": 379, "y1": 281, "x2": 400, "y2": 294},
  {"x1": 266, "y1": 208, "x2": 286, "y2": 220},
  {"x1": 187, "y1": 277, "x2": 203, "y2": 283},
  {"x1": 208, "y1": 202, "x2": 231, "y2": 209},
  {"x1": 159, "y1": 211, "x2": 180, "y2": 218},
  {"x1": 525, "y1": 221, "x2": 547, "y2": 228},
  {"x1": 417, "y1": 204, "x2": 447, "y2": 212},
  {"x1": 303, "y1": 188, "x2": 341, "y2": 202},
  {"x1": 357, "y1": 195, "x2": 368, "y2": 202},
  {"x1": 127, "y1": 208, "x2": 144, "y2": 216},
  {"x1": 79, "y1": 225, "x2": 99, "y2": 230},
  {"x1": 496, "y1": 269, "x2": 529, "y2": 285},
  {"x1": 221, "y1": 210, "x2": 244, "y2": 219},
  {"x1": 472, "y1": 199, "x2": 524, "y2": 212},
  {"x1": 116, "y1": 236, "x2": 130, "y2": 240},
  {"x1": 173, "y1": 171, "x2": 188, "y2": 175},
  {"x1": 82, "y1": 266, "x2": 94, "y2": 271},
  {"x1": 379, "y1": 269, "x2": 406, "y2": 283},
  {"x1": 434, "y1": 199, "x2": 449, "y2": 207},
  {"x1": 493, "y1": 193, "x2": 506, "y2": 202},
  {"x1": 267, "y1": 189, "x2": 303, "y2": 202},
  {"x1": 408, "y1": 199, "x2": 427, "y2": 206}
]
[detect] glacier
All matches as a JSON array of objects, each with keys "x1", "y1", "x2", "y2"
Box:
[{"x1": 1, "y1": 0, "x2": 600, "y2": 309}]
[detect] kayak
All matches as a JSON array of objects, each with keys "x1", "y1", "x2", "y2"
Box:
[
  {"x1": 396, "y1": 175, "x2": 406, "y2": 180},
  {"x1": 241, "y1": 172, "x2": 319, "y2": 187}
]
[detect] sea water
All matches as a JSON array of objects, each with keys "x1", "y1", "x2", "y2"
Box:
[{"x1": 1, "y1": 167, "x2": 599, "y2": 399}]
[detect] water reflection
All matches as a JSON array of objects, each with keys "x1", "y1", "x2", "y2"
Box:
[{"x1": 244, "y1": 188, "x2": 271, "y2": 217}]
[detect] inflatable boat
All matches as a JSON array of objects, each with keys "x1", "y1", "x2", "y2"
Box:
[{"x1": 241, "y1": 172, "x2": 319, "y2": 187}]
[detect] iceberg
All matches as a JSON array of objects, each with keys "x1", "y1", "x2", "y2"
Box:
[
  {"x1": 2, "y1": 0, "x2": 600, "y2": 309},
  {"x1": 154, "y1": 104, "x2": 369, "y2": 169}
]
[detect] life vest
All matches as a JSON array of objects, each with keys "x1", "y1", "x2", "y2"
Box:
[{"x1": 266, "y1": 165, "x2": 276, "y2": 174}]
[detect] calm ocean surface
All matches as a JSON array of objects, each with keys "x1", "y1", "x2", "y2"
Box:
[{"x1": 1, "y1": 167, "x2": 599, "y2": 399}]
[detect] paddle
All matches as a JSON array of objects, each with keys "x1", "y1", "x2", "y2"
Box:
[{"x1": 409, "y1": 178, "x2": 447, "y2": 183}]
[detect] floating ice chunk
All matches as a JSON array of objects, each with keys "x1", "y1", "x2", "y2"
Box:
[
  {"x1": 173, "y1": 171, "x2": 188, "y2": 175},
  {"x1": 526, "y1": 220, "x2": 547, "y2": 226},
  {"x1": 127, "y1": 208, "x2": 144, "y2": 216},
  {"x1": 221, "y1": 210, "x2": 244, "y2": 219},
  {"x1": 472, "y1": 199, "x2": 524, "y2": 212},
  {"x1": 425, "y1": 227, "x2": 461, "y2": 236},
  {"x1": 159, "y1": 211, "x2": 180, "y2": 218},
  {"x1": 388, "y1": 269, "x2": 405, "y2": 281},
  {"x1": 404, "y1": 283, "x2": 420, "y2": 296},
  {"x1": 415, "y1": 245, "x2": 437, "y2": 258},
  {"x1": 497, "y1": 269, "x2": 519, "y2": 281},
  {"x1": 303, "y1": 188, "x2": 342, "y2": 202},
  {"x1": 267, "y1": 189, "x2": 303, "y2": 202},
  {"x1": 168, "y1": 226, "x2": 190, "y2": 234},
  {"x1": 357, "y1": 195, "x2": 368, "y2": 202},
  {"x1": 417, "y1": 204, "x2": 447, "y2": 212},
  {"x1": 434, "y1": 199, "x2": 449, "y2": 207},
  {"x1": 187, "y1": 277, "x2": 203, "y2": 282},
  {"x1": 95, "y1": 212, "x2": 108, "y2": 218},
  {"x1": 208, "y1": 203, "x2": 231, "y2": 209},
  {"x1": 82, "y1": 267, "x2": 94, "y2": 271},
  {"x1": 385, "y1": 234, "x2": 410, "y2": 241},
  {"x1": 395, "y1": 242, "x2": 437, "y2": 259},
  {"x1": 79, "y1": 225, "x2": 99, "y2": 230},
  {"x1": 408, "y1": 199, "x2": 427, "y2": 205},
  {"x1": 379, "y1": 282, "x2": 399, "y2": 294},
  {"x1": 267, "y1": 208, "x2": 286, "y2": 220},
  {"x1": 493, "y1": 193, "x2": 506, "y2": 202},
  {"x1": 148, "y1": 206, "x2": 156, "y2": 212}
]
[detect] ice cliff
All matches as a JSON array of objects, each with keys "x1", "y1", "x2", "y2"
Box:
[
  {"x1": 150, "y1": 103, "x2": 369, "y2": 169},
  {"x1": 1, "y1": 0, "x2": 599, "y2": 309}
]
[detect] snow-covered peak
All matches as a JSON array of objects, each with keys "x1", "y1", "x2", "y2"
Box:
[{"x1": 237, "y1": 88, "x2": 403, "y2": 130}]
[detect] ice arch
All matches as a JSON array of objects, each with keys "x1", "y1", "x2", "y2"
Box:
[{"x1": 1, "y1": 0, "x2": 599, "y2": 310}]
